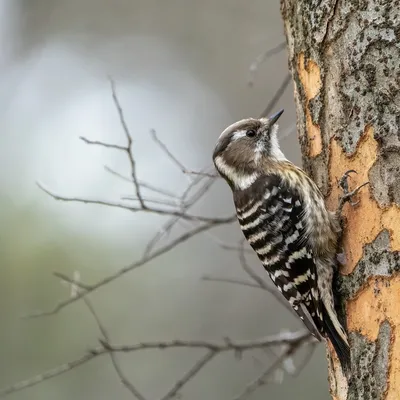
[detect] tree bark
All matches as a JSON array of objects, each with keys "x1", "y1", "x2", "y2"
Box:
[{"x1": 280, "y1": 1, "x2": 400, "y2": 399}]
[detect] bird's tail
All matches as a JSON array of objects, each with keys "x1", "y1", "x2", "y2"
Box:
[{"x1": 321, "y1": 302, "x2": 351, "y2": 372}]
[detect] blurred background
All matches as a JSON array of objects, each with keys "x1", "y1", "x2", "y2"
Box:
[{"x1": 0, "y1": 1, "x2": 330, "y2": 399}]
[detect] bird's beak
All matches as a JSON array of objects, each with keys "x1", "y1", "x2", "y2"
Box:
[{"x1": 269, "y1": 109, "x2": 284, "y2": 125}]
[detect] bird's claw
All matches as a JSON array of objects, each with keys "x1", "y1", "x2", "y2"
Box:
[
  {"x1": 337, "y1": 169, "x2": 369, "y2": 218},
  {"x1": 338, "y1": 170, "x2": 357, "y2": 196}
]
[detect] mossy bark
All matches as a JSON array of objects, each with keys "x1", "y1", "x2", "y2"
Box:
[{"x1": 280, "y1": 1, "x2": 400, "y2": 399}]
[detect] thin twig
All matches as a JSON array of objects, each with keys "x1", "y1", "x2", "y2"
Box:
[
  {"x1": 79, "y1": 137, "x2": 126, "y2": 151},
  {"x1": 258, "y1": 73, "x2": 291, "y2": 118},
  {"x1": 150, "y1": 129, "x2": 188, "y2": 175},
  {"x1": 0, "y1": 352, "x2": 98, "y2": 397},
  {"x1": 202, "y1": 276, "x2": 272, "y2": 291},
  {"x1": 232, "y1": 353, "x2": 290, "y2": 400},
  {"x1": 89, "y1": 331, "x2": 311, "y2": 353},
  {"x1": 83, "y1": 296, "x2": 147, "y2": 400},
  {"x1": 232, "y1": 338, "x2": 309, "y2": 400},
  {"x1": 104, "y1": 166, "x2": 179, "y2": 199},
  {"x1": 180, "y1": 172, "x2": 210, "y2": 204},
  {"x1": 142, "y1": 175, "x2": 216, "y2": 256},
  {"x1": 108, "y1": 76, "x2": 145, "y2": 208},
  {"x1": 238, "y1": 242, "x2": 293, "y2": 314},
  {"x1": 159, "y1": 351, "x2": 216, "y2": 400},
  {"x1": 216, "y1": 242, "x2": 253, "y2": 253},
  {"x1": 36, "y1": 181, "x2": 233, "y2": 224},
  {"x1": 238, "y1": 245, "x2": 268, "y2": 290},
  {"x1": 277, "y1": 122, "x2": 297, "y2": 142},
  {"x1": 177, "y1": 222, "x2": 256, "y2": 255},
  {"x1": 54, "y1": 272, "x2": 92, "y2": 290},
  {"x1": 292, "y1": 342, "x2": 318, "y2": 378},
  {"x1": 248, "y1": 41, "x2": 286, "y2": 86},
  {"x1": 136, "y1": 182, "x2": 180, "y2": 199},
  {"x1": 22, "y1": 218, "x2": 235, "y2": 319},
  {"x1": 183, "y1": 170, "x2": 218, "y2": 178},
  {"x1": 0, "y1": 331, "x2": 310, "y2": 398},
  {"x1": 121, "y1": 195, "x2": 180, "y2": 208}
]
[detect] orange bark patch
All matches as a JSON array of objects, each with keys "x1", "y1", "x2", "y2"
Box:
[
  {"x1": 298, "y1": 53, "x2": 323, "y2": 157},
  {"x1": 348, "y1": 276, "x2": 400, "y2": 400},
  {"x1": 326, "y1": 125, "x2": 400, "y2": 274}
]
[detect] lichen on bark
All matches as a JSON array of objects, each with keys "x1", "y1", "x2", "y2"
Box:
[{"x1": 280, "y1": 0, "x2": 400, "y2": 398}]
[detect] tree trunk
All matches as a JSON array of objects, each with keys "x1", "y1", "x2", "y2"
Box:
[{"x1": 280, "y1": 1, "x2": 400, "y2": 399}]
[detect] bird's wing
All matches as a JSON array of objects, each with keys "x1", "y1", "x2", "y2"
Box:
[{"x1": 235, "y1": 174, "x2": 324, "y2": 339}]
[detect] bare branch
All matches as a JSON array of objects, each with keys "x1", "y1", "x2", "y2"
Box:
[
  {"x1": 182, "y1": 225, "x2": 254, "y2": 255},
  {"x1": 36, "y1": 181, "x2": 234, "y2": 224},
  {"x1": 232, "y1": 338, "x2": 309, "y2": 400},
  {"x1": 93, "y1": 331, "x2": 311, "y2": 354},
  {"x1": 292, "y1": 342, "x2": 318, "y2": 378},
  {"x1": 0, "y1": 352, "x2": 98, "y2": 398},
  {"x1": 79, "y1": 136, "x2": 126, "y2": 151},
  {"x1": 108, "y1": 76, "x2": 145, "y2": 208},
  {"x1": 136, "y1": 182, "x2": 179, "y2": 199},
  {"x1": 214, "y1": 242, "x2": 253, "y2": 253},
  {"x1": 0, "y1": 331, "x2": 311, "y2": 398},
  {"x1": 143, "y1": 175, "x2": 217, "y2": 256},
  {"x1": 183, "y1": 170, "x2": 218, "y2": 178},
  {"x1": 159, "y1": 351, "x2": 216, "y2": 400},
  {"x1": 53, "y1": 272, "x2": 92, "y2": 290},
  {"x1": 83, "y1": 296, "x2": 147, "y2": 400},
  {"x1": 104, "y1": 166, "x2": 179, "y2": 199},
  {"x1": 238, "y1": 242, "x2": 293, "y2": 314},
  {"x1": 36, "y1": 180, "x2": 137, "y2": 211},
  {"x1": 104, "y1": 165, "x2": 133, "y2": 182},
  {"x1": 277, "y1": 122, "x2": 297, "y2": 142},
  {"x1": 248, "y1": 41, "x2": 286, "y2": 86},
  {"x1": 202, "y1": 275, "x2": 267, "y2": 291},
  {"x1": 180, "y1": 171, "x2": 211, "y2": 204},
  {"x1": 258, "y1": 73, "x2": 291, "y2": 118},
  {"x1": 150, "y1": 129, "x2": 188, "y2": 175},
  {"x1": 237, "y1": 244, "x2": 267, "y2": 290},
  {"x1": 121, "y1": 195, "x2": 180, "y2": 208},
  {"x1": 22, "y1": 218, "x2": 235, "y2": 319}
]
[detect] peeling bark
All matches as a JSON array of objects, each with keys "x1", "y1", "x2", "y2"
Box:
[{"x1": 280, "y1": 1, "x2": 400, "y2": 399}]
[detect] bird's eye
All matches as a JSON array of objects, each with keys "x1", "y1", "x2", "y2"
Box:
[{"x1": 246, "y1": 129, "x2": 256, "y2": 138}]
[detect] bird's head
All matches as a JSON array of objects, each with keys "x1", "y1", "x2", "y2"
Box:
[{"x1": 212, "y1": 109, "x2": 286, "y2": 190}]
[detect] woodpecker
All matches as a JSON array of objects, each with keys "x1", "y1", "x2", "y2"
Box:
[{"x1": 212, "y1": 109, "x2": 366, "y2": 371}]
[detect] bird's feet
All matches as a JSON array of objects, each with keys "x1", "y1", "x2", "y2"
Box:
[{"x1": 336, "y1": 170, "x2": 369, "y2": 220}]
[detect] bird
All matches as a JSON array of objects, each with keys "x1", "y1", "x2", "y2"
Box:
[{"x1": 212, "y1": 109, "x2": 358, "y2": 371}]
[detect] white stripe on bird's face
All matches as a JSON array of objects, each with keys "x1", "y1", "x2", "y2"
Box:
[
  {"x1": 269, "y1": 124, "x2": 287, "y2": 161},
  {"x1": 214, "y1": 156, "x2": 259, "y2": 190},
  {"x1": 232, "y1": 130, "x2": 247, "y2": 141}
]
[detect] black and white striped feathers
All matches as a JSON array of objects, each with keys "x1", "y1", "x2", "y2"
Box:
[
  {"x1": 212, "y1": 112, "x2": 350, "y2": 371},
  {"x1": 234, "y1": 174, "x2": 323, "y2": 339}
]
